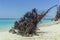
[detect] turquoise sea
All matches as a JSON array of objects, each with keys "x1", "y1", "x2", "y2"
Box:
[
  {"x1": 0, "y1": 18, "x2": 54, "y2": 31},
  {"x1": 0, "y1": 18, "x2": 18, "y2": 31}
]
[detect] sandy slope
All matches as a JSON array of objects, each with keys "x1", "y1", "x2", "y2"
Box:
[{"x1": 0, "y1": 21, "x2": 60, "y2": 40}]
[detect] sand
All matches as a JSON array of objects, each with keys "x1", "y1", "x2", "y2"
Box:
[{"x1": 0, "y1": 21, "x2": 60, "y2": 40}]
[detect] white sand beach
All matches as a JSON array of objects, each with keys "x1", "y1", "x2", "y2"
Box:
[{"x1": 0, "y1": 21, "x2": 60, "y2": 40}]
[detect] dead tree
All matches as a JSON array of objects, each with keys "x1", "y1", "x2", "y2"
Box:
[
  {"x1": 55, "y1": 5, "x2": 60, "y2": 21},
  {"x1": 9, "y1": 5, "x2": 57, "y2": 36}
]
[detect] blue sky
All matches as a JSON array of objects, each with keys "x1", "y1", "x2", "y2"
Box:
[{"x1": 0, "y1": 0, "x2": 59, "y2": 18}]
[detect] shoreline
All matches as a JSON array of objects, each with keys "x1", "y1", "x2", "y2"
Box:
[{"x1": 0, "y1": 21, "x2": 60, "y2": 40}]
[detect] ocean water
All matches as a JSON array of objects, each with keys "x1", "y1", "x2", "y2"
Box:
[
  {"x1": 0, "y1": 18, "x2": 18, "y2": 31},
  {"x1": 0, "y1": 18, "x2": 54, "y2": 31}
]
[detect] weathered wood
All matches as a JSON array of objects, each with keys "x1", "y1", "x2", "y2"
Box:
[
  {"x1": 55, "y1": 5, "x2": 60, "y2": 21},
  {"x1": 9, "y1": 5, "x2": 57, "y2": 36}
]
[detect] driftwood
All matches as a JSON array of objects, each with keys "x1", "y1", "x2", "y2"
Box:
[
  {"x1": 55, "y1": 5, "x2": 60, "y2": 21},
  {"x1": 9, "y1": 5, "x2": 57, "y2": 36}
]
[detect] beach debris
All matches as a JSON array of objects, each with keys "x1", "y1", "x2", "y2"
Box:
[
  {"x1": 55, "y1": 5, "x2": 60, "y2": 21},
  {"x1": 9, "y1": 5, "x2": 57, "y2": 37}
]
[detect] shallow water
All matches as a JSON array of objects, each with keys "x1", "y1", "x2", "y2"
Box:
[{"x1": 0, "y1": 18, "x2": 18, "y2": 31}]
